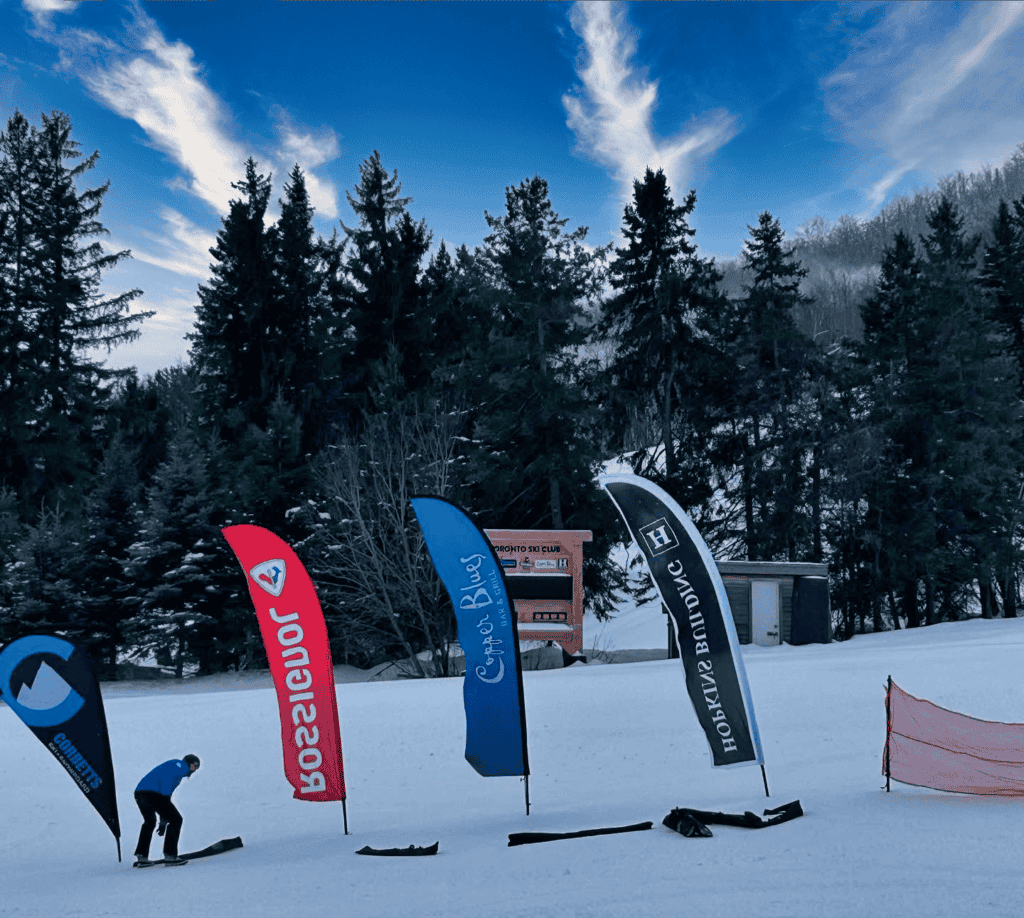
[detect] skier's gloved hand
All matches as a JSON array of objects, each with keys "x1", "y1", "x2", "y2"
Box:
[{"x1": 157, "y1": 820, "x2": 168, "y2": 837}]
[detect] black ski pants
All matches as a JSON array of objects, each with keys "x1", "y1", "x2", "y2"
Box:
[{"x1": 134, "y1": 790, "x2": 183, "y2": 858}]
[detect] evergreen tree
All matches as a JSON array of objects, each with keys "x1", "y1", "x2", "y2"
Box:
[
  {"x1": 858, "y1": 231, "x2": 927, "y2": 626},
  {"x1": 0, "y1": 486, "x2": 23, "y2": 645},
  {"x1": 980, "y1": 197, "x2": 1024, "y2": 395},
  {"x1": 917, "y1": 199, "x2": 1021, "y2": 622},
  {"x1": 228, "y1": 391, "x2": 306, "y2": 537},
  {"x1": 598, "y1": 168, "x2": 728, "y2": 521},
  {"x1": 5, "y1": 503, "x2": 83, "y2": 638},
  {"x1": 27, "y1": 112, "x2": 148, "y2": 510},
  {"x1": 106, "y1": 369, "x2": 177, "y2": 489},
  {"x1": 310, "y1": 228, "x2": 359, "y2": 440},
  {"x1": 420, "y1": 240, "x2": 491, "y2": 402},
  {"x1": 267, "y1": 164, "x2": 322, "y2": 446},
  {"x1": 190, "y1": 159, "x2": 345, "y2": 454},
  {"x1": 722, "y1": 212, "x2": 817, "y2": 561},
  {"x1": 859, "y1": 200, "x2": 1021, "y2": 626},
  {"x1": 340, "y1": 151, "x2": 433, "y2": 401},
  {"x1": 0, "y1": 111, "x2": 38, "y2": 509},
  {"x1": 190, "y1": 158, "x2": 275, "y2": 433},
  {"x1": 187, "y1": 160, "x2": 318, "y2": 547},
  {"x1": 816, "y1": 341, "x2": 883, "y2": 637},
  {"x1": 978, "y1": 196, "x2": 1024, "y2": 616},
  {"x1": 123, "y1": 429, "x2": 223, "y2": 677},
  {"x1": 474, "y1": 176, "x2": 602, "y2": 526},
  {"x1": 471, "y1": 175, "x2": 623, "y2": 616},
  {"x1": 0, "y1": 486, "x2": 21, "y2": 563},
  {"x1": 71, "y1": 432, "x2": 142, "y2": 678},
  {"x1": 0, "y1": 109, "x2": 148, "y2": 516}
]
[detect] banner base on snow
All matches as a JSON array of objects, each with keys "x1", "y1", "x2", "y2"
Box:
[
  {"x1": 355, "y1": 842, "x2": 439, "y2": 856},
  {"x1": 508, "y1": 822, "x2": 653, "y2": 846},
  {"x1": 663, "y1": 801, "x2": 803, "y2": 837}
]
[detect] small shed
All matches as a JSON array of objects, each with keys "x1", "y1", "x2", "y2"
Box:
[{"x1": 667, "y1": 560, "x2": 830, "y2": 654}]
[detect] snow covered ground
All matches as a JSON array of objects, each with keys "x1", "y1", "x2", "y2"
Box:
[
  {"x1": 581, "y1": 567, "x2": 667, "y2": 655},
  {"x1": 4, "y1": 609, "x2": 1024, "y2": 918}
]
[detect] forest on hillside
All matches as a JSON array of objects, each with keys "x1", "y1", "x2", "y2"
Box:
[{"x1": 2, "y1": 109, "x2": 1023, "y2": 678}]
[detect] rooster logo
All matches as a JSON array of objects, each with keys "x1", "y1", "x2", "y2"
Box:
[{"x1": 249, "y1": 559, "x2": 287, "y2": 597}]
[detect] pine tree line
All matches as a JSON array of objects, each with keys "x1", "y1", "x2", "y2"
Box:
[
  {"x1": 794, "y1": 143, "x2": 1024, "y2": 271},
  {"x1": 1, "y1": 108, "x2": 1022, "y2": 676}
]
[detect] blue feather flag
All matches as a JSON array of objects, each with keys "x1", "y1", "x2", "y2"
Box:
[{"x1": 410, "y1": 497, "x2": 530, "y2": 779}]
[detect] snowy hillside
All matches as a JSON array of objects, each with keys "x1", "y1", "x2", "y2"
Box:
[{"x1": 4, "y1": 615, "x2": 1024, "y2": 918}]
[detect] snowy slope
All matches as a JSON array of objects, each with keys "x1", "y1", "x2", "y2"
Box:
[
  {"x1": 4, "y1": 616, "x2": 1024, "y2": 918},
  {"x1": 583, "y1": 589, "x2": 666, "y2": 654},
  {"x1": 581, "y1": 538, "x2": 669, "y2": 654}
]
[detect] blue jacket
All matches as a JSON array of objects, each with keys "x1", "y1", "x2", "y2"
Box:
[{"x1": 136, "y1": 759, "x2": 191, "y2": 797}]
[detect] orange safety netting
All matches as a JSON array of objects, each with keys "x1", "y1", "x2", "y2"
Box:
[{"x1": 885, "y1": 680, "x2": 1024, "y2": 796}]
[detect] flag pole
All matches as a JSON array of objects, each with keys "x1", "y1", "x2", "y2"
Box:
[
  {"x1": 524, "y1": 775, "x2": 530, "y2": 815},
  {"x1": 343, "y1": 799, "x2": 350, "y2": 835},
  {"x1": 117, "y1": 837, "x2": 122, "y2": 863},
  {"x1": 885, "y1": 676, "x2": 892, "y2": 792},
  {"x1": 760, "y1": 764, "x2": 770, "y2": 798}
]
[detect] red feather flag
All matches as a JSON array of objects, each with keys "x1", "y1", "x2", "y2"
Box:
[{"x1": 222, "y1": 525, "x2": 347, "y2": 803}]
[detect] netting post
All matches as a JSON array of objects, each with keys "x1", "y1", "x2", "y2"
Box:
[{"x1": 885, "y1": 675, "x2": 892, "y2": 793}]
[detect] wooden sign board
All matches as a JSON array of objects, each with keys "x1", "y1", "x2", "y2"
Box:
[{"x1": 484, "y1": 529, "x2": 593, "y2": 655}]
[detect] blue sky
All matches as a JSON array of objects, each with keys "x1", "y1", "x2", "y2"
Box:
[{"x1": 3, "y1": 0, "x2": 1023, "y2": 378}]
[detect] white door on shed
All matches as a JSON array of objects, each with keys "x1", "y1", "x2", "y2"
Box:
[{"x1": 751, "y1": 580, "x2": 781, "y2": 646}]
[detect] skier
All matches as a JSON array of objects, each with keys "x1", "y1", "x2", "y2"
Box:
[{"x1": 132, "y1": 754, "x2": 201, "y2": 867}]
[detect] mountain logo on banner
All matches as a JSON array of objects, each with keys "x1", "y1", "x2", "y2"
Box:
[
  {"x1": 16, "y1": 660, "x2": 82, "y2": 713},
  {"x1": 639, "y1": 518, "x2": 679, "y2": 556},
  {"x1": 0, "y1": 637, "x2": 87, "y2": 728},
  {"x1": 0, "y1": 634, "x2": 122, "y2": 850},
  {"x1": 250, "y1": 559, "x2": 286, "y2": 597}
]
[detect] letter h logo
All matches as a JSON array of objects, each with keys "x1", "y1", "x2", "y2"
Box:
[{"x1": 639, "y1": 518, "x2": 678, "y2": 556}]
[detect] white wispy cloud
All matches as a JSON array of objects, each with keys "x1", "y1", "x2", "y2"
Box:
[
  {"x1": 119, "y1": 207, "x2": 216, "y2": 281},
  {"x1": 22, "y1": 0, "x2": 119, "y2": 68},
  {"x1": 74, "y1": 3, "x2": 247, "y2": 217},
  {"x1": 562, "y1": 2, "x2": 740, "y2": 221},
  {"x1": 824, "y1": 1, "x2": 1024, "y2": 216},
  {"x1": 25, "y1": 0, "x2": 343, "y2": 237},
  {"x1": 87, "y1": 286, "x2": 197, "y2": 376},
  {"x1": 269, "y1": 105, "x2": 341, "y2": 220},
  {"x1": 22, "y1": 0, "x2": 77, "y2": 31}
]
